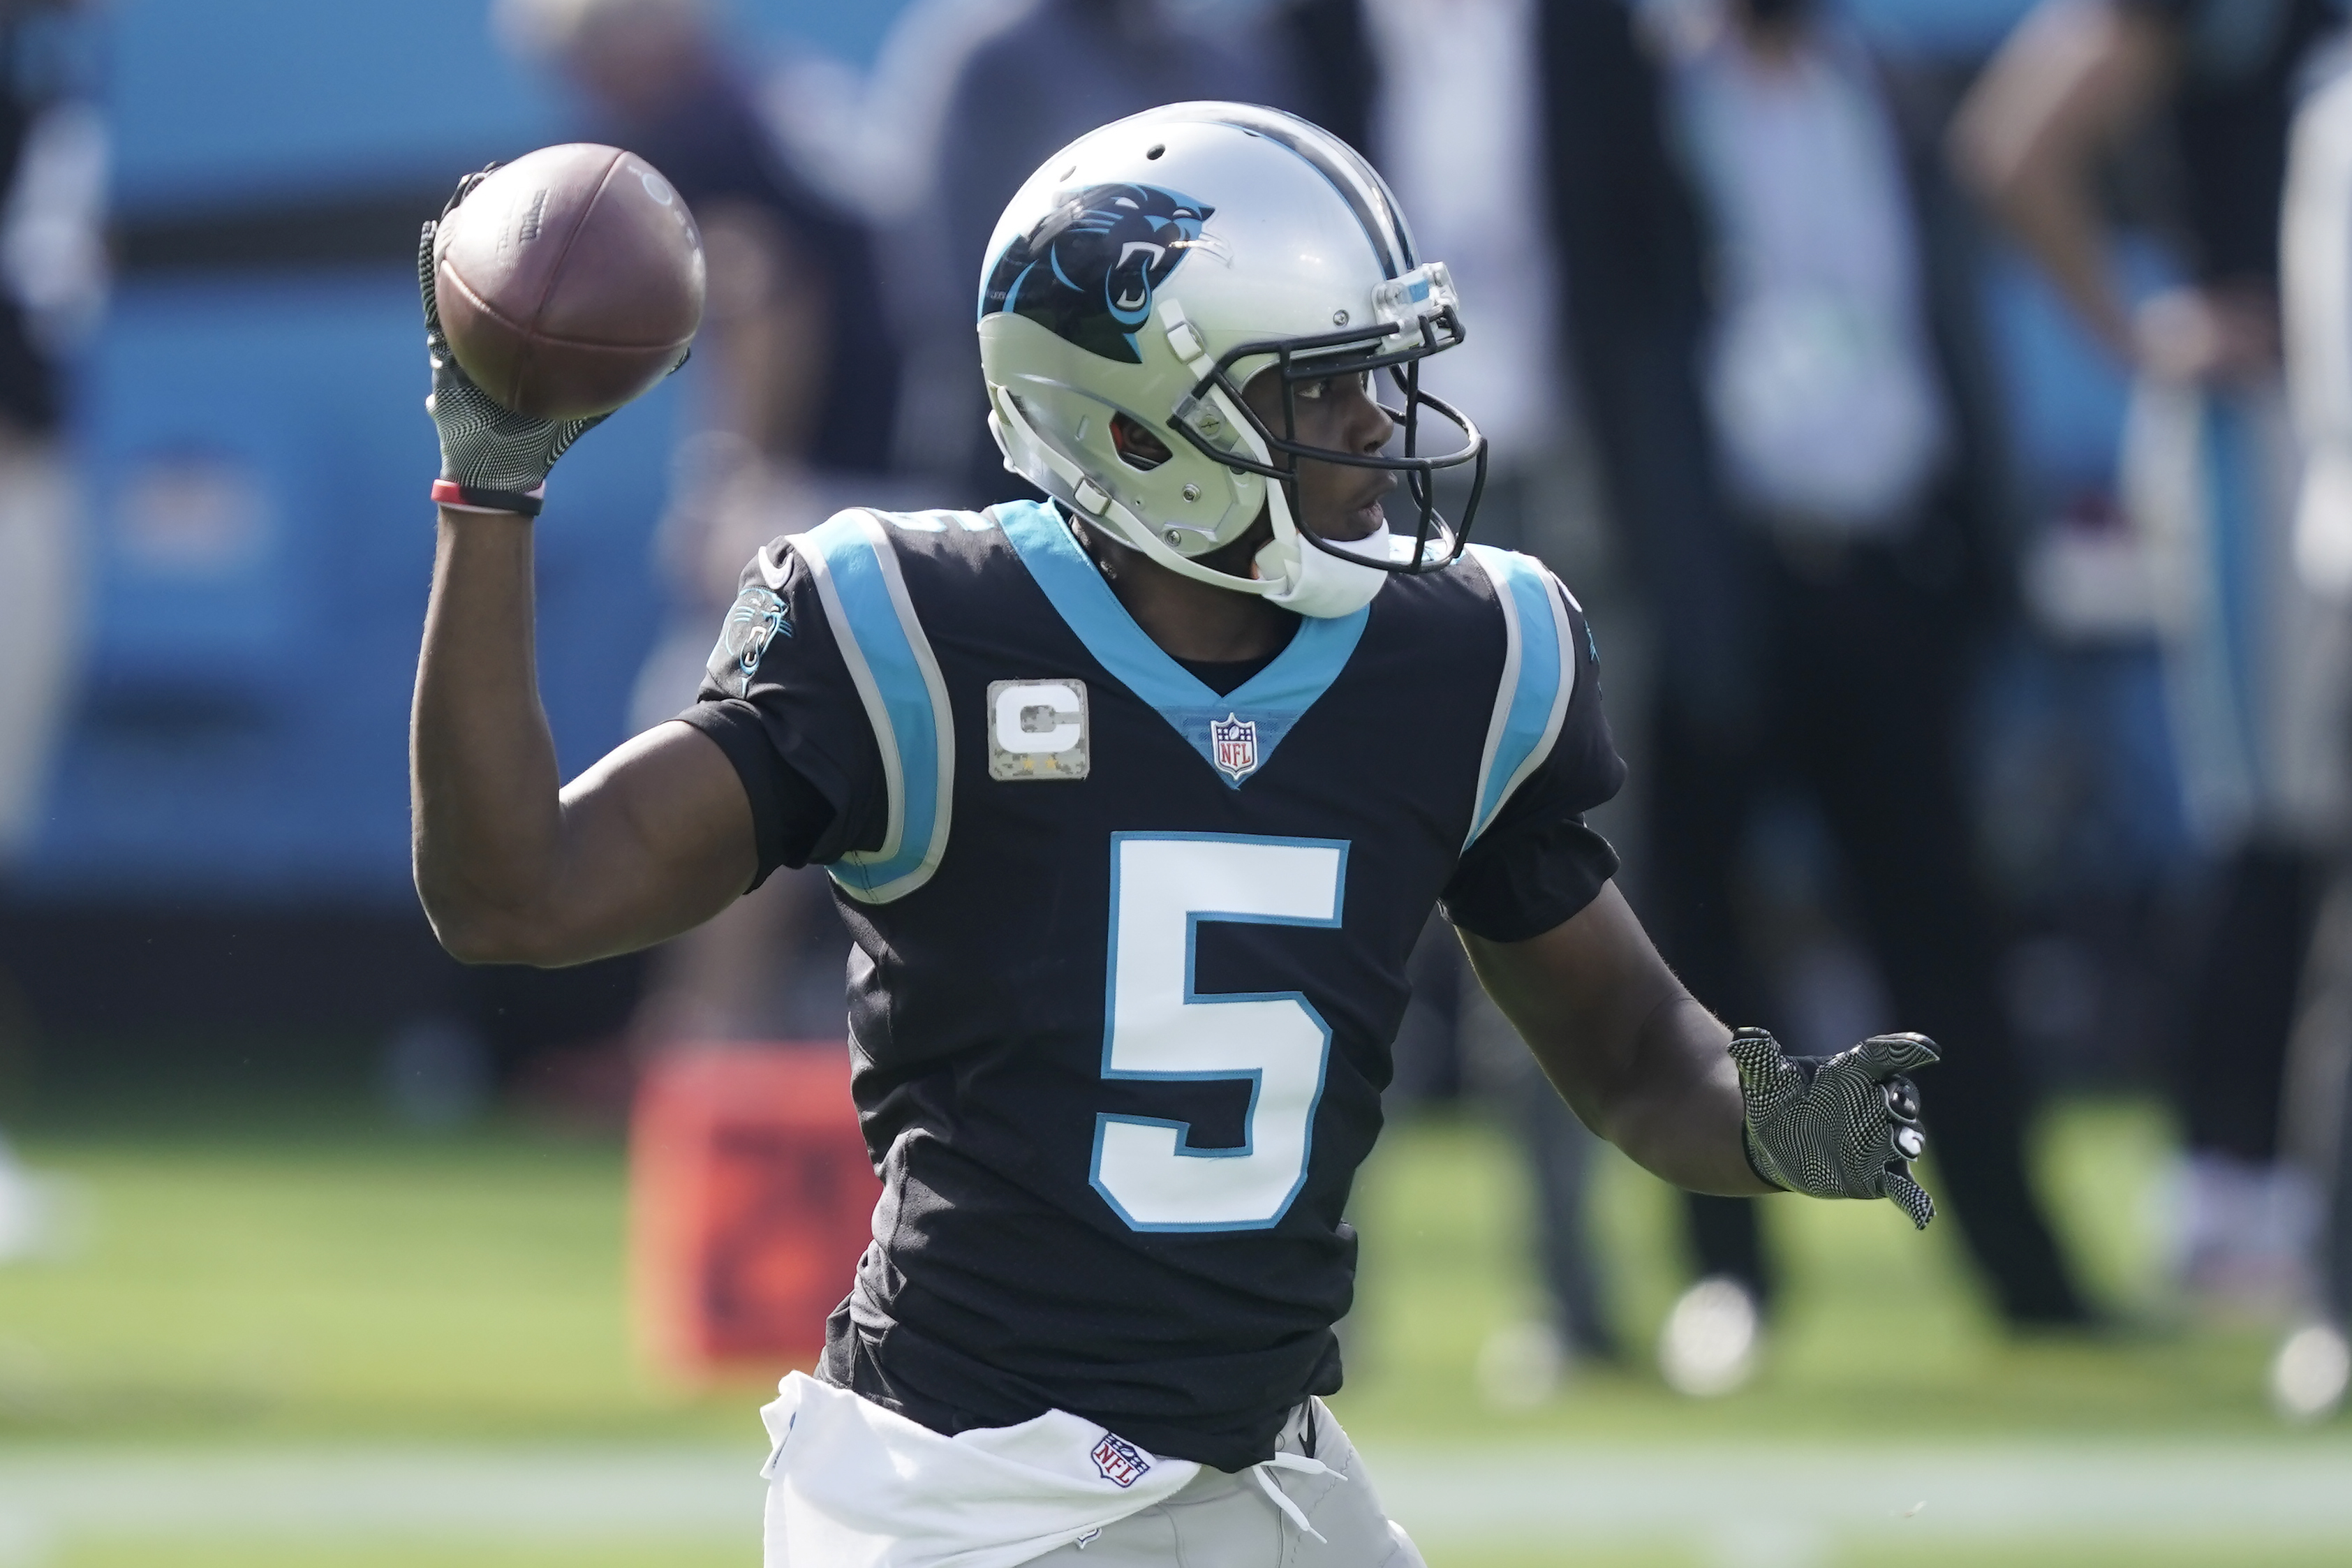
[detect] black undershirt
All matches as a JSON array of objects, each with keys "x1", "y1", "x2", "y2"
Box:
[{"x1": 1171, "y1": 620, "x2": 1299, "y2": 696}]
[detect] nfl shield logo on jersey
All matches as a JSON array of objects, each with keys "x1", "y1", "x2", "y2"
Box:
[
  {"x1": 1090, "y1": 1433, "x2": 1153, "y2": 1488},
  {"x1": 1211, "y1": 713, "x2": 1259, "y2": 781}
]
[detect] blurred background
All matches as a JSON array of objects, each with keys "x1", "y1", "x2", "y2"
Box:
[{"x1": 2, "y1": 0, "x2": 2352, "y2": 1562}]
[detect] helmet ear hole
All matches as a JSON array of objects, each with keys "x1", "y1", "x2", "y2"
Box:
[{"x1": 1109, "y1": 412, "x2": 1173, "y2": 471}]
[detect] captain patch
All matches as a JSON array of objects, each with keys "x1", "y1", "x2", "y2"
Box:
[{"x1": 988, "y1": 678, "x2": 1090, "y2": 780}]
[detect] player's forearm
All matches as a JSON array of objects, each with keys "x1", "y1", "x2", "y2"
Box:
[
  {"x1": 1594, "y1": 993, "x2": 1772, "y2": 1197},
  {"x1": 410, "y1": 508, "x2": 567, "y2": 962},
  {"x1": 1463, "y1": 889, "x2": 1772, "y2": 1197}
]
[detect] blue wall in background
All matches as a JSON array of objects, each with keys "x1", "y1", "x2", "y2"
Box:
[
  {"x1": 25, "y1": 0, "x2": 2104, "y2": 907},
  {"x1": 110, "y1": 0, "x2": 912, "y2": 210},
  {"x1": 110, "y1": 1, "x2": 564, "y2": 209},
  {"x1": 24, "y1": 2, "x2": 913, "y2": 905},
  {"x1": 23, "y1": 274, "x2": 679, "y2": 902}
]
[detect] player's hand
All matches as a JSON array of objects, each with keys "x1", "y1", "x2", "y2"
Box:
[
  {"x1": 418, "y1": 165, "x2": 608, "y2": 517},
  {"x1": 1730, "y1": 1027, "x2": 1938, "y2": 1229}
]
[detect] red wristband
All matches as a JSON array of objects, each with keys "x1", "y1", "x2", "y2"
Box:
[{"x1": 432, "y1": 479, "x2": 546, "y2": 517}]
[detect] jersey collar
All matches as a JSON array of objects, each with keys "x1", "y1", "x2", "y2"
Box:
[{"x1": 997, "y1": 501, "x2": 1369, "y2": 787}]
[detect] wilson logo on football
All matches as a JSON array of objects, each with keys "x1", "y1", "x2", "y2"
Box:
[{"x1": 1090, "y1": 1433, "x2": 1152, "y2": 1488}]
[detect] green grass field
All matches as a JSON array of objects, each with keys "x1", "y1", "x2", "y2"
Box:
[
  {"x1": 1347, "y1": 1100, "x2": 2286, "y2": 1443},
  {"x1": 0, "y1": 1085, "x2": 2339, "y2": 1566}
]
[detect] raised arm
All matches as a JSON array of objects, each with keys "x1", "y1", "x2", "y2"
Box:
[
  {"x1": 410, "y1": 509, "x2": 755, "y2": 967},
  {"x1": 407, "y1": 186, "x2": 753, "y2": 968}
]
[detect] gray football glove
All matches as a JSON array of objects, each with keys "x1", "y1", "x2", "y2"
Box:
[
  {"x1": 1731, "y1": 1026, "x2": 1939, "y2": 1230},
  {"x1": 418, "y1": 165, "x2": 606, "y2": 517}
]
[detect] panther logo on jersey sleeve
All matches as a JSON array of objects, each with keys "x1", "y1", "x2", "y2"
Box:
[
  {"x1": 710, "y1": 584, "x2": 791, "y2": 698},
  {"x1": 979, "y1": 183, "x2": 1214, "y2": 364}
]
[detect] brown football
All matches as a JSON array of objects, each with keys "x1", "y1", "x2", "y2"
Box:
[{"x1": 434, "y1": 143, "x2": 705, "y2": 421}]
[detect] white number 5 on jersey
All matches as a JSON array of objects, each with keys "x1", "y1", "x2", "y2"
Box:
[{"x1": 1091, "y1": 833, "x2": 1346, "y2": 1232}]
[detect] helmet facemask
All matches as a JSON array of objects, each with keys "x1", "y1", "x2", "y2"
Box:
[{"x1": 1169, "y1": 286, "x2": 1488, "y2": 584}]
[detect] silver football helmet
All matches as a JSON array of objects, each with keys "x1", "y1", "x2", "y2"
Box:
[{"x1": 976, "y1": 101, "x2": 1486, "y2": 618}]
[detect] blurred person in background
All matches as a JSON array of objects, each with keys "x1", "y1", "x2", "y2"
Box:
[
  {"x1": 1278, "y1": 0, "x2": 1629, "y2": 1384},
  {"x1": 0, "y1": 0, "x2": 102, "y2": 1258},
  {"x1": 2268, "y1": 35, "x2": 2352, "y2": 1420},
  {"x1": 1285, "y1": 0, "x2": 2090, "y2": 1393},
  {"x1": 1549, "y1": 0, "x2": 2094, "y2": 1389},
  {"x1": 498, "y1": 0, "x2": 903, "y2": 1046},
  {"x1": 0, "y1": 0, "x2": 100, "y2": 878},
  {"x1": 880, "y1": 0, "x2": 1294, "y2": 513},
  {"x1": 1957, "y1": 0, "x2": 2351, "y2": 1318}
]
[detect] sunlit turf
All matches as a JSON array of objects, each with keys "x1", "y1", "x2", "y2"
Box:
[
  {"x1": 1335, "y1": 1096, "x2": 2292, "y2": 1442},
  {"x1": 0, "y1": 1083, "x2": 2340, "y2": 1567},
  {"x1": 0, "y1": 1111, "x2": 760, "y2": 1444},
  {"x1": 0, "y1": 1092, "x2": 2307, "y2": 1443}
]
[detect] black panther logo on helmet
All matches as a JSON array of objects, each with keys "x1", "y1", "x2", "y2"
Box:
[{"x1": 981, "y1": 182, "x2": 1215, "y2": 364}]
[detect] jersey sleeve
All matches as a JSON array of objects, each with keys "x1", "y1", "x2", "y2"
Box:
[
  {"x1": 1440, "y1": 576, "x2": 1627, "y2": 943},
  {"x1": 673, "y1": 537, "x2": 888, "y2": 888}
]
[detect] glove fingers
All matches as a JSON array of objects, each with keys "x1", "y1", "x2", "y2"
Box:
[
  {"x1": 423, "y1": 162, "x2": 497, "y2": 343},
  {"x1": 440, "y1": 163, "x2": 498, "y2": 220},
  {"x1": 1727, "y1": 1028, "x2": 1800, "y2": 1100},
  {"x1": 1888, "y1": 1114, "x2": 1926, "y2": 1164},
  {"x1": 418, "y1": 221, "x2": 445, "y2": 345},
  {"x1": 547, "y1": 411, "x2": 612, "y2": 466},
  {"x1": 1882, "y1": 1167, "x2": 1937, "y2": 1231},
  {"x1": 1851, "y1": 1032, "x2": 1939, "y2": 1079}
]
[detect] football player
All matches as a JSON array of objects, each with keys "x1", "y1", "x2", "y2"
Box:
[{"x1": 412, "y1": 103, "x2": 1939, "y2": 1566}]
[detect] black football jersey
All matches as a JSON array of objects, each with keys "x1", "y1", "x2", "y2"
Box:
[{"x1": 680, "y1": 498, "x2": 1623, "y2": 1471}]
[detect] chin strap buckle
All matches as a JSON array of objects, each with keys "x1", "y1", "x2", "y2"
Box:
[{"x1": 1157, "y1": 297, "x2": 1215, "y2": 376}]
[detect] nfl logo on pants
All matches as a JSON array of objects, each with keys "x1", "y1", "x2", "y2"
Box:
[
  {"x1": 1211, "y1": 713, "x2": 1259, "y2": 781},
  {"x1": 1091, "y1": 1433, "x2": 1153, "y2": 1488}
]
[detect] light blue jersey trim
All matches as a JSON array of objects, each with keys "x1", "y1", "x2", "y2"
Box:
[
  {"x1": 787, "y1": 510, "x2": 956, "y2": 903},
  {"x1": 1464, "y1": 545, "x2": 1578, "y2": 848},
  {"x1": 997, "y1": 500, "x2": 1367, "y2": 785}
]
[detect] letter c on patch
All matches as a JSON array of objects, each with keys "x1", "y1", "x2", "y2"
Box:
[{"x1": 993, "y1": 681, "x2": 1082, "y2": 754}]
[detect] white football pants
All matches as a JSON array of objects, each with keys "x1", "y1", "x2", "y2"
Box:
[
  {"x1": 761, "y1": 1374, "x2": 1425, "y2": 1568},
  {"x1": 1021, "y1": 1400, "x2": 1426, "y2": 1568}
]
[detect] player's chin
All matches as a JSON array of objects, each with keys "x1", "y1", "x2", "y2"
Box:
[{"x1": 1310, "y1": 498, "x2": 1389, "y2": 545}]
